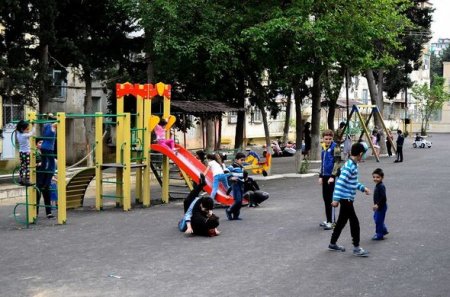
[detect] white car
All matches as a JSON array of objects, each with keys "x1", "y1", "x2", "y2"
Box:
[{"x1": 412, "y1": 138, "x2": 432, "y2": 148}]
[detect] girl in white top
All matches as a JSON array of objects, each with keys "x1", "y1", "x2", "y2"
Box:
[
  {"x1": 16, "y1": 120, "x2": 35, "y2": 185},
  {"x1": 203, "y1": 153, "x2": 230, "y2": 201}
]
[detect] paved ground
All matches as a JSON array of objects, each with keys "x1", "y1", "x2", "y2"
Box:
[{"x1": 1, "y1": 134, "x2": 449, "y2": 297}]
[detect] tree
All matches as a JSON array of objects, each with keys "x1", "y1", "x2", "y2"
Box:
[
  {"x1": 0, "y1": 0, "x2": 39, "y2": 109},
  {"x1": 52, "y1": 0, "x2": 137, "y2": 164},
  {"x1": 412, "y1": 75, "x2": 450, "y2": 135}
]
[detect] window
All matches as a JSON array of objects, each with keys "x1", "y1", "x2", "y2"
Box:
[
  {"x1": 2, "y1": 97, "x2": 23, "y2": 127},
  {"x1": 362, "y1": 89, "x2": 369, "y2": 104},
  {"x1": 228, "y1": 111, "x2": 238, "y2": 124},
  {"x1": 430, "y1": 110, "x2": 442, "y2": 122},
  {"x1": 253, "y1": 108, "x2": 262, "y2": 123},
  {"x1": 92, "y1": 96, "x2": 101, "y2": 112},
  {"x1": 49, "y1": 69, "x2": 67, "y2": 100}
]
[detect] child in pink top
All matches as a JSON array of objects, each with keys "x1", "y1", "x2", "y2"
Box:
[{"x1": 154, "y1": 119, "x2": 175, "y2": 150}]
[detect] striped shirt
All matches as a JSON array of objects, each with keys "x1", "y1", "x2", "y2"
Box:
[{"x1": 333, "y1": 159, "x2": 365, "y2": 202}]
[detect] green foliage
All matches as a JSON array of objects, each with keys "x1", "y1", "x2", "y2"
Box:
[{"x1": 412, "y1": 75, "x2": 450, "y2": 134}]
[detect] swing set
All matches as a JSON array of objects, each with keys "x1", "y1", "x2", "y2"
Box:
[{"x1": 338, "y1": 105, "x2": 396, "y2": 162}]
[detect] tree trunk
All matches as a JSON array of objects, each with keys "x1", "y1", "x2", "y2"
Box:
[
  {"x1": 310, "y1": 70, "x2": 322, "y2": 160},
  {"x1": 83, "y1": 70, "x2": 94, "y2": 166},
  {"x1": 282, "y1": 91, "x2": 292, "y2": 143},
  {"x1": 38, "y1": 44, "x2": 49, "y2": 113},
  {"x1": 234, "y1": 77, "x2": 246, "y2": 149},
  {"x1": 145, "y1": 30, "x2": 155, "y2": 83},
  {"x1": 365, "y1": 69, "x2": 378, "y2": 106},
  {"x1": 205, "y1": 118, "x2": 215, "y2": 151},
  {"x1": 327, "y1": 100, "x2": 336, "y2": 130},
  {"x1": 294, "y1": 86, "x2": 303, "y2": 173}
]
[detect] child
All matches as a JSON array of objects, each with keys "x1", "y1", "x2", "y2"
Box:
[
  {"x1": 371, "y1": 130, "x2": 380, "y2": 158},
  {"x1": 394, "y1": 130, "x2": 404, "y2": 163},
  {"x1": 372, "y1": 168, "x2": 388, "y2": 240},
  {"x1": 318, "y1": 129, "x2": 342, "y2": 230},
  {"x1": 225, "y1": 152, "x2": 246, "y2": 220},
  {"x1": 154, "y1": 119, "x2": 175, "y2": 151},
  {"x1": 243, "y1": 171, "x2": 269, "y2": 207},
  {"x1": 203, "y1": 153, "x2": 230, "y2": 202},
  {"x1": 181, "y1": 174, "x2": 220, "y2": 237},
  {"x1": 328, "y1": 142, "x2": 371, "y2": 257},
  {"x1": 15, "y1": 120, "x2": 35, "y2": 186}
]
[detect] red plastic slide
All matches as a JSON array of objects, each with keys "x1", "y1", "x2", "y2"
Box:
[{"x1": 150, "y1": 144, "x2": 234, "y2": 205}]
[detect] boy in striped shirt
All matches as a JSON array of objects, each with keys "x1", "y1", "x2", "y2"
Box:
[{"x1": 328, "y1": 142, "x2": 371, "y2": 257}]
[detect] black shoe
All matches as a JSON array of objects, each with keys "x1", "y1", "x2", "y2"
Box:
[
  {"x1": 47, "y1": 214, "x2": 55, "y2": 219},
  {"x1": 394, "y1": 160, "x2": 399, "y2": 163},
  {"x1": 199, "y1": 173, "x2": 206, "y2": 186}
]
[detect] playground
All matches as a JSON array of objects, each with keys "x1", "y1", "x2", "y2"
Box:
[{"x1": 1, "y1": 134, "x2": 450, "y2": 297}]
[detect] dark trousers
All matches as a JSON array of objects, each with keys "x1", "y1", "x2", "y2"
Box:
[
  {"x1": 396, "y1": 145, "x2": 403, "y2": 162},
  {"x1": 36, "y1": 188, "x2": 52, "y2": 216},
  {"x1": 330, "y1": 199, "x2": 360, "y2": 247},
  {"x1": 322, "y1": 176, "x2": 334, "y2": 223},
  {"x1": 374, "y1": 205, "x2": 388, "y2": 238},
  {"x1": 386, "y1": 141, "x2": 392, "y2": 156},
  {"x1": 184, "y1": 179, "x2": 204, "y2": 213},
  {"x1": 229, "y1": 183, "x2": 243, "y2": 219}
]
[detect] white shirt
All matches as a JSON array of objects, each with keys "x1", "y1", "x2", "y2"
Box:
[{"x1": 208, "y1": 160, "x2": 224, "y2": 176}]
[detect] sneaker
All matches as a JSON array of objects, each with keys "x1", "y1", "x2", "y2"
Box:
[
  {"x1": 319, "y1": 221, "x2": 327, "y2": 227},
  {"x1": 372, "y1": 235, "x2": 384, "y2": 241},
  {"x1": 46, "y1": 214, "x2": 55, "y2": 219},
  {"x1": 199, "y1": 173, "x2": 206, "y2": 187},
  {"x1": 323, "y1": 222, "x2": 333, "y2": 230},
  {"x1": 328, "y1": 244, "x2": 346, "y2": 252},
  {"x1": 353, "y1": 247, "x2": 369, "y2": 257},
  {"x1": 225, "y1": 208, "x2": 232, "y2": 220}
]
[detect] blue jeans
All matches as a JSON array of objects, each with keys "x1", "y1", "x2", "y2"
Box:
[
  {"x1": 211, "y1": 173, "x2": 229, "y2": 200},
  {"x1": 374, "y1": 205, "x2": 388, "y2": 238},
  {"x1": 229, "y1": 183, "x2": 243, "y2": 219}
]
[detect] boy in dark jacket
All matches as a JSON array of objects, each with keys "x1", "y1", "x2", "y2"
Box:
[
  {"x1": 394, "y1": 130, "x2": 404, "y2": 163},
  {"x1": 371, "y1": 168, "x2": 388, "y2": 240},
  {"x1": 318, "y1": 129, "x2": 342, "y2": 230}
]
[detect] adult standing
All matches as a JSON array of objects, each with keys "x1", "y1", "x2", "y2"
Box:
[
  {"x1": 394, "y1": 130, "x2": 404, "y2": 163},
  {"x1": 37, "y1": 113, "x2": 57, "y2": 218}
]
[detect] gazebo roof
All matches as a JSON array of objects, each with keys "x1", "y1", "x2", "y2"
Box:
[{"x1": 171, "y1": 100, "x2": 245, "y2": 116}]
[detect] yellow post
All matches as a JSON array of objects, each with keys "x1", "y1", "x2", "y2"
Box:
[
  {"x1": 57, "y1": 112, "x2": 66, "y2": 224},
  {"x1": 135, "y1": 86, "x2": 144, "y2": 203},
  {"x1": 122, "y1": 112, "x2": 132, "y2": 211},
  {"x1": 27, "y1": 112, "x2": 37, "y2": 223},
  {"x1": 95, "y1": 112, "x2": 103, "y2": 210},
  {"x1": 142, "y1": 91, "x2": 152, "y2": 207},
  {"x1": 116, "y1": 88, "x2": 124, "y2": 208},
  {"x1": 159, "y1": 82, "x2": 171, "y2": 203}
]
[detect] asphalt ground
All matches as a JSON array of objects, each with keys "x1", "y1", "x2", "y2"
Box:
[{"x1": 0, "y1": 134, "x2": 449, "y2": 297}]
